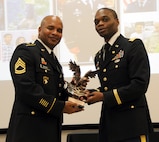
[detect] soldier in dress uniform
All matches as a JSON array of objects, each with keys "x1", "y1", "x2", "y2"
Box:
[
  {"x1": 6, "y1": 15, "x2": 83, "y2": 142},
  {"x1": 62, "y1": 0, "x2": 98, "y2": 62},
  {"x1": 85, "y1": 8, "x2": 153, "y2": 142}
]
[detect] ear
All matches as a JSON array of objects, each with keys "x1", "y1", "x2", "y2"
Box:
[
  {"x1": 116, "y1": 18, "x2": 119, "y2": 24},
  {"x1": 39, "y1": 26, "x2": 42, "y2": 32}
]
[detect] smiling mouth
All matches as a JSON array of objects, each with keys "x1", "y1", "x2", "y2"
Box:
[{"x1": 50, "y1": 37, "x2": 59, "y2": 42}]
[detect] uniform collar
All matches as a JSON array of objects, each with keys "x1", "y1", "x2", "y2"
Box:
[
  {"x1": 107, "y1": 31, "x2": 120, "y2": 46},
  {"x1": 37, "y1": 38, "x2": 53, "y2": 54}
]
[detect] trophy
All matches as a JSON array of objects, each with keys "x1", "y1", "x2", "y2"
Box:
[{"x1": 66, "y1": 60, "x2": 97, "y2": 108}]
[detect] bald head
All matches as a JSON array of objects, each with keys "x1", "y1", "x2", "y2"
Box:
[
  {"x1": 40, "y1": 15, "x2": 63, "y2": 28},
  {"x1": 38, "y1": 15, "x2": 63, "y2": 49}
]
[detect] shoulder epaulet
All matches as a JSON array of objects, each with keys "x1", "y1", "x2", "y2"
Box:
[
  {"x1": 25, "y1": 42, "x2": 36, "y2": 47},
  {"x1": 128, "y1": 38, "x2": 136, "y2": 42}
]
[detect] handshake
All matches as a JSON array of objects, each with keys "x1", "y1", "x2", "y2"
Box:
[{"x1": 66, "y1": 60, "x2": 98, "y2": 109}]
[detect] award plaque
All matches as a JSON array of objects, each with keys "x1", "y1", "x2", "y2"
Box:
[{"x1": 66, "y1": 60, "x2": 97, "y2": 108}]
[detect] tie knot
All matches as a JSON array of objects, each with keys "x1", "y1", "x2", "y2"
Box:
[
  {"x1": 103, "y1": 43, "x2": 110, "y2": 51},
  {"x1": 105, "y1": 42, "x2": 110, "y2": 47}
]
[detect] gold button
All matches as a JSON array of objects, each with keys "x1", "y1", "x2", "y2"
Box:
[
  {"x1": 31, "y1": 111, "x2": 35, "y2": 115},
  {"x1": 115, "y1": 44, "x2": 119, "y2": 48},
  {"x1": 104, "y1": 87, "x2": 108, "y2": 91},
  {"x1": 45, "y1": 70, "x2": 47, "y2": 73},
  {"x1": 103, "y1": 77, "x2": 107, "y2": 81},
  {"x1": 97, "y1": 67, "x2": 100, "y2": 70},
  {"x1": 59, "y1": 84, "x2": 62, "y2": 87},
  {"x1": 112, "y1": 51, "x2": 115, "y2": 54},
  {"x1": 60, "y1": 74, "x2": 62, "y2": 78},
  {"x1": 131, "y1": 105, "x2": 135, "y2": 109},
  {"x1": 43, "y1": 79, "x2": 48, "y2": 84},
  {"x1": 103, "y1": 68, "x2": 106, "y2": 72},
  {"x1": 59, "y1": 93, "x2": 61, "y2": 96},
  {"x1": 115, "y1": 65, "x2": 118, "y2": 68}
]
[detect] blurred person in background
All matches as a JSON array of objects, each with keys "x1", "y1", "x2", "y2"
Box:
[
  {"x1": 130, "y1": 22, "x2": 145, "y2": 40},
  {"x1": 145, "y1": 21, "x2": 159, "y2": 53},
  {"x1": 1, "y1": 33, "x2": 13, "y2": 62}
]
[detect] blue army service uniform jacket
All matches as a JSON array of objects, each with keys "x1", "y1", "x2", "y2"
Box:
[
  {"x1": 6, "y1": 40, "x2": 69, "y2": 142},
  {"x1": 94, "y1": 35, "x2": 153, "y2": 142}
]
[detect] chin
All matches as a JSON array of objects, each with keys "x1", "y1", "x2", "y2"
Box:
[{"x1": 98, "y1": 33, "x2": 105, "y2": 38}]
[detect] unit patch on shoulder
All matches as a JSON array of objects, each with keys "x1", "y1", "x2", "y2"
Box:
[
  {"x1": 15, "y1": 57, "x2": 26, "y2": 74},
  {"x1": 129, "y1": 38, "x2": 136, "y2": 42},
  {"x1": 25, "y1": 43, "x2": 36, "y2": 47}
]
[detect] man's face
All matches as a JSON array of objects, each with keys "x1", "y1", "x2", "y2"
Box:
[
  {"x1": 94, "y1": 9, "x2": 119, "y2": 41},
  {"x1": 38, "y1": 16, "x2": 63, "y2": 49}
]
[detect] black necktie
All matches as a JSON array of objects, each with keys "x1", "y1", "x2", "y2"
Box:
[
  {"x1": 50, "y1": 51, "x2": 55, "y2": 59},
  {"x1": 50, "y1": 51, "x2": 62, "y2": 72},
  {"x1": 102, "y1": 43, "x2": 110, "y2": 61}
]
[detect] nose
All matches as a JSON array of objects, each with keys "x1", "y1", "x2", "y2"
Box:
[
  {"x1": 51, "y1": 29, "x2": 58, "y2": 35},
  {"x1": 98, "y1": 20, "x2": 105, "y2": 26}
]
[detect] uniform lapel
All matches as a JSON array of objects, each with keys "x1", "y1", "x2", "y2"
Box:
[
  {"x1": 35, "y1": 40, "x2": 62, "y2": 73},
  {"x1": 96, "y1": 35, "x2": 123, "y2": 70},
  {"x1": 51, "y1": 53, "x2": 62, "y2": 72}
]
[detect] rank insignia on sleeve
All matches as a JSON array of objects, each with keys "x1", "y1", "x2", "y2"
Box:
[
  {"x1": 39, "y1": 98, "x2": 49, "y2": 107},
  {"x1": 15, "y1": 58, "x2": 26, "y2": 74}
]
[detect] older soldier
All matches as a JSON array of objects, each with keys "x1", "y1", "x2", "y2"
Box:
[{"x1": 6, "y1": 15, "x2": 83, "y2": 142}]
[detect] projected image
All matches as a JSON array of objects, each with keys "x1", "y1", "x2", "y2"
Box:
[
  {"x1": 121, "y1": 0, "x2": 159, "y2": 53},
  {"x1": 124, "y1": 21, "x2": 159, "y2": 53},
  {"x1": 120, "y1": 0, "x2": 159, "y2": 74},
  {"x1": 0, "y1": 0, "x2": 50, "y2": 80},
  {"x1": 123, "y1": 0, "x2": 157, "y2": 13},
  {"x1": 0, "y1": 0, "x2": 5, "y2": 30},
  {"x1": 0, "y1": 0, "x2": 159, "y2": 80},
  {"x1": 144, "y1": 21, "x2": 159, "y2": 53},
  {"x1": 6, "y1": 0, "x2": 50, "y2": 30},
  {"x1": 1, "y1": 33, "x2": 14, "y2": 62},
  {"x1": 0, "y1": 30, "x2": 37, "y2": 62},
  {"x1": 125, "y1": 22, "x2": 146, "y2": 40},
  {"x1": 57, "y1": 0, "x2": 115, "y2": 63},
  {"x1": 0, "y1": 30, "x2": 37, "y2": 80}
]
